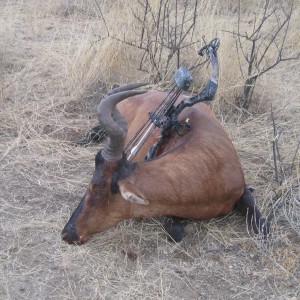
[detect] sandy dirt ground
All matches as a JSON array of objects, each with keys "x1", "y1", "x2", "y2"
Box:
[{"x1": 0, "y1": 1, "x2": 299, "y2": 299}]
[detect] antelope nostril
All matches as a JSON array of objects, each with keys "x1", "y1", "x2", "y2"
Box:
[
  {"x1": 61, "y1": 223, "x2": 80, "y2": 244},
  {"x1": 61, "y1": 230, "x2": 69, "y2": 241}
]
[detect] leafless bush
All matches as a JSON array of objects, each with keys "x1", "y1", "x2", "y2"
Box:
[
  {"x1": 224, "y1": 0, "x2": 299, "y2": 109},
  {"x1": 100, "y1": 0, "x2": 201, "y2": 82},
  {"x1": 283, "y1": 188, "x2": 300, "y2": 235},
  {"x1": 270, "y1": 105, "x2": 299, "y2": 186},
  {"x1": 266, "y1": 106, "x2": 300, "y2": 235}
]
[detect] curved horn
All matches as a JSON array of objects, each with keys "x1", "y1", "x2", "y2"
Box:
[
  {"x1": 108, "y1": 83, "x2": 148, "y2": 96},
  {"x1": 97, "y1": 89, "x2": 147, "y2": 161}
]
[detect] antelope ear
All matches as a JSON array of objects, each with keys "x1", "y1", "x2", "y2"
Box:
[{"x1": 119, "y1": 181, "x2": 149, "y2": 205}]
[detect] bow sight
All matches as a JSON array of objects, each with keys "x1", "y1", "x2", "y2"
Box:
[{"x1": 125, "y1": 38, "x2": 220, "y2": 161}]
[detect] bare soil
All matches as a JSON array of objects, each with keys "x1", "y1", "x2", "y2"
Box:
[{"x1": 0, "y1": 1, "x2": 299, "y2": 299}]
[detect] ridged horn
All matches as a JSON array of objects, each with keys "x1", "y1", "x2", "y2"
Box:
[
  {"x1": 108, "y1": 83, "x2": 148, "y2": 96},
  {"x1": 97, "y1": 88, "x2": 147, "y2": 161}
]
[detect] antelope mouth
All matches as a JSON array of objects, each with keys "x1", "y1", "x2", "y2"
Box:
[
  {"x1": 74, "y1": 235, "x2": 89, "y2": 245},
  {"x1": 61, "y1": 223, "x2": 90, "y2": 245},
  {"x1": 61, "y1": 231, "x2": 90, "y2": 245}
]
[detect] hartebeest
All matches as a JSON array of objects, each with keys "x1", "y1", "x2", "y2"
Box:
[
  {"x1": 62, "y1": 45, "x2": 269, "y2": 245},
  {"x1": 61, "y1": 89, "x2": 269, "y2": 244}
]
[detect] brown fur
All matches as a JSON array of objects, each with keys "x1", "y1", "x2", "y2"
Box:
[{"x1": 63, "y1": 90, "x2": 245, "y2": 244}]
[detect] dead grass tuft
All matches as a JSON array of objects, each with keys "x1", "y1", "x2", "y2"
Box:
[{"x1": 0, "y1": 0, "x2": 299, "y2": 299}]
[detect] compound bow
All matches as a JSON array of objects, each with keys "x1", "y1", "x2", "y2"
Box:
[{"x1": 124, "y1": 38, "x2": 220, "y2": 161}]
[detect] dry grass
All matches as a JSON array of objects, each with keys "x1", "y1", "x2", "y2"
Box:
[{"x1": 0, "y1": 0, "x2": 299, "y2": 299}]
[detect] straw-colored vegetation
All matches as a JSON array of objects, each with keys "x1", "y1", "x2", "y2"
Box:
[{"x1": 0, "y1": 0, "x2": 299, "y2": 299}]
